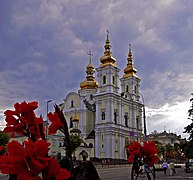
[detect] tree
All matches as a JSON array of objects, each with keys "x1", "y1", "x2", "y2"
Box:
[
  {"x1": 69, "y1": 134, "x2": 82, "y2": 153},
  {"x1": 63, "y1": 134, "x2": 82, "y2": 157},
  {"x1": 183, "y1": 93, "x2": 193, "y2": 158},
  {"x1": 0, "y1": 131, "x2": 10, "y2": 155},
  {"x1": 184, "y1": 93, "x2": 193, "y2": 140}
]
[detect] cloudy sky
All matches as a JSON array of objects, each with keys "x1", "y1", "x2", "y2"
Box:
[{"x1": 0, "y1": 0, "x2": 192, "y2": 138}]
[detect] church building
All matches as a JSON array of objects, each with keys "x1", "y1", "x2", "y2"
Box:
[{"x1": 58, "y1": 32, "x2": 144, "y2": 161}]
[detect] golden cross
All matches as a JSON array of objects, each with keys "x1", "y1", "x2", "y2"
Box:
[{"x1": 87, "y1": 51, "x2": 93, "y2": 63}]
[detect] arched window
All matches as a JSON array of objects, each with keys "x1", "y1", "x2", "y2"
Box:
[
  {"x1": 126, "y1": 85, "x2": 129, "y2": 92},
  {"x1": 136, "y1": 117, "x2": 139, "y2": 130},
  {"x1": 124, "y1": 114, "x2": 128, "y2": 127},
  {"x1": 70, "y1": 100, "x2": 74, "y2": 108},
  {"x1": 112, "y1": 76, "x2": 115, "y2": 84},
  {"x1": 103, "y1": 75, "x2": 106, "y2": 84},
  {"x1": 102, "y1": 112, "x2": 106, "y2": 120},
  {"x1": 114, "y1": 111, "x2": 117, "y2": 124},
  {"x1": 134, "y1": 85, "x2": 137, "y2": 94},
  {"x1": 70, "y1": 117, "x2": 73, "y2": 128}
]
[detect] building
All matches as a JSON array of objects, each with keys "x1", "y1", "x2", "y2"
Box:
[
  {"x1": 147, "y1": 130, "x2": 186, "y2": 146},
  {"x1": 51, "y1": 32, "x2": 144, "y2": 161}
]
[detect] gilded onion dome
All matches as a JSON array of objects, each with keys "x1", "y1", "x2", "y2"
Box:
[
  {"x1": 80, "y1": 52, "x2": 98, "y2": 89},
  {"x1": 122, "y1": 44, "x2": 138, "y2": 78},
  {"x1": 70, "y1": 109, "x2": 81, "y2": 134},
  {"x1": 72, "y1": 113, "x2": 79, "y2": 122},
  {"x1": 100, "y1": 30, "x2": 116, "y2": 68}
]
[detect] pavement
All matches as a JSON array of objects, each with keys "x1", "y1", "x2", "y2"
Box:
[
  {"x1": 1, "y1": 164, "x2": 193, "y2": 179},
  {"x1": 154, "y1": 167, "x2": 193, "y2": 179},
  {"x1": 96, "y1": 163, "x2": 193, "y2": 179}
]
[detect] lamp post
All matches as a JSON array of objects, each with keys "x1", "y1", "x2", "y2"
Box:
[
  {"x1": 138, "y1": 92, "x2": 147, "y2": 142},
  {"x1": 46, "y1": 99, "x2": 52, "y2": 139}
]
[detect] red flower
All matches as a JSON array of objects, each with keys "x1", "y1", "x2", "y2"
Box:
[
  {"x1": 0, "y1": 140, "x2": 70, "y2": 179},
  {"x1": 127, "y1": 141, "x2": 159, "y2": 166},
  {"x1": 4, "y1": 101, "x2": 44, "y2": 140},
  {"x1": 127, "y1": 141, "x2": 142, "y2": 162},
  {"x1": 48, "y1": 112, "x2": 64, "y2": 135},
  {"x1": 43, "y1": 158, "x2": 71, "y2": 180}
]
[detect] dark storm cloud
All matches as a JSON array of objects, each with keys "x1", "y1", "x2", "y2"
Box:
[{"x1": 0, "y1": 0, "x2": 193, "y2": 138}]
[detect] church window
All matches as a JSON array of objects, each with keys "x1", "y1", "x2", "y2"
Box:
[
  {"x1": 112, "y1": 76, "x2": 115, "y2": 84},
  {"x1": 134, "y1": 85, "x2": 137, "y2": 94},
  {"x1": 102, "y1": 112, "x2": 106, "y2": 120},
  {"x1": 136, "y1": 117, "x2": 139, "y2": 130},
  {"x1": 126, "y1": 85, "x2": 129, "y2": 92},
  {"x1": 124, "y1": 113, "x2": 128, "y2": 127},
  {"x1": 70, "y1": 100, "x2": 74, "y2": 107},
  {"x1": 114, "y1": 110, "x2": 118, "y2": 124},
  {"x1": 102, "y1": 144, "x2": 104, "y2": 148},
  {"x1": 70, "y1": 117, "x2": 73, "y2": 128},
  {"x1": 115, "y1": 140, "x2": 118, "y2": 152},
  {"x1": 103, "y1": 75, "x2": 106, "y2": 84}
]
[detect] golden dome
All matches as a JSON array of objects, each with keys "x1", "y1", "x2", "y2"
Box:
[
  {"x1": 80, "y1": 53, "x2": 98, "y2": 90},
  {"x1": 72, "y1": 114, "x2": 79, "y2": 121},
  {"x1": 100, "y1": 30, "x2": 116, "y2": 67},
  {"x1": 122, "y1": 44, "x2": 138, "y2": 78}
]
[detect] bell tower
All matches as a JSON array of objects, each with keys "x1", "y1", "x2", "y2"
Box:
[
  {"x1": 120, "y1": 44, "x2": 141, "y2": 101},
  {"x1": 96, "y1": 30, "x2": 120, "y2": 93}
]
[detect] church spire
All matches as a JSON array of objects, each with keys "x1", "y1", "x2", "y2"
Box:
[
  {"x1": 80, "y1": 52, "x2": 98, "y2": 90},
  {"x1": 104, "y1": 30, "x2": 111, "y2": 53},
  {"x1": 99, "y1": 30, "x2": 116, "y2": 67},
  {"x1": 122, "y1": 44, "x2": 137, "y2": 78}
]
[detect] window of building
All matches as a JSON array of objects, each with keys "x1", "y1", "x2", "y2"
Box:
[
  {"x1": 136, "y1": 117, "x2": 139, "y2": 130},
  {"x1": 126, "y1": 85, "x2": 129, "y2": 92},
  {"x1": 70, "y1": 117, "x2": 73, "y2": 128},
  {"x1": 70, "y1": 100, "x2": 74, "y2": 107},
  {"x1": 114, "y1": 110, "x2": 118, "y2": 124},
  {"x1": 134, "y1": 85, "x2": 137, "y2": 94},
  {"x1": 115, "y1": 140, "x2": 118, "y2": 152},
  {"x1": 112, "y1": 76, "x2": 115, "y2": 84},
  {"x1": 102, "y1": 144, "x2": 104, "y2": 148},
  {"x1": 103, "y1": 75, "x2": 106, "y2": 84},
  {"x1": 124, "y1": 113, "x2": 128, "y2": 127},
  {"x1": 102, "y1": 112, "x2": 106, "y2": 120}
]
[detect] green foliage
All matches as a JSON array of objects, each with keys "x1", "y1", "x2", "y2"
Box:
[
  {"x1": 181, "y1": 141, "x2": 193, "y2": 158},
  {"x1": 0, "y1": 131, "x2": 10, "y2": 155},
  {"x1": 184, "y1": 94, "x2": 193, "y2": 141},
  {"x1": 63, "y1": 134, "x2": 82, "y2": 156},
  {"x1": 69, "y1": 134, "x2": 82, "y2": 153},
  {"x1": 154, "y1": 141, "x2": 164, "y2": 157}
]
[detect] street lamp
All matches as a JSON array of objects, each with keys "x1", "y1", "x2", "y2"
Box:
[
  {"x1": 46, "y1": 99, "x2": 52, "y2": 138},
  {"x1": 138, "y1": 92, "x2": 147, "y2": 142}
]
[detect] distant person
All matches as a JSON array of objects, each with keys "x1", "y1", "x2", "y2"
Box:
[
  {"x1": 168, "y1": 161, "x2": 175, "y2": 175},
  {"x1": 162, "y1": 160, "x2": 168, "y2": 175},
  {"x1": 185, "y1": 159, "x2": 190, "y2": 173}
]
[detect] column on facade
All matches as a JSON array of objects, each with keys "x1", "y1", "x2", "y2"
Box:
[
  {"x1": 111, "y1": 134, "x2": 115, "y2": 159},
  {"x1": 133, "y1": 105, "x2": 137, "y2": 130},
  {"x1": 95, "y1": 130, "x2": 99, "y2": 157},
  {"x1": 129, "y1": 105, "x2": 134, "y2": 129},
  {"x1": 95, "y1": 101, "x2": 100, "y2": 124},
  {"x1": 105, "y1": 133, "x2": 111, "y2": 158},
  {"x1": 119, "y1": 134, "x2": 124, "y2": 159},
  {"x1": 118, "y1": 99, "x2": 122, "y2": 125},
  {"x1": 107, "y1": 99, "x2": 112, "y2": 123}
]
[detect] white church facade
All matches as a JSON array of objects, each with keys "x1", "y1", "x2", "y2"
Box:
[{"x1": 53, "y1": 32, "x2": 144, "y2": 161}]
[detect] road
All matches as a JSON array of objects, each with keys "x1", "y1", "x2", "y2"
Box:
[
  {"x1": 1, "y1": 165, "x2": 193, "y2": 180},
  {"x1": 96, "y1": 164, "x2": 193, "y2": 180}
]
